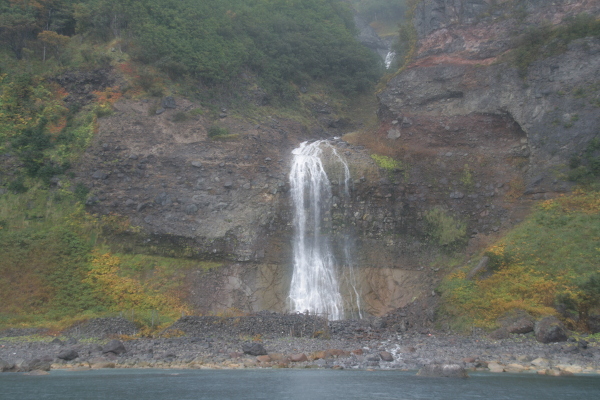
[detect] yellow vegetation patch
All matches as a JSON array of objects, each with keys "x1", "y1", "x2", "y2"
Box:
[
  {"x1": 86, "y1": 252, "x2": 190, "y2": 319},
  {"x1": 439, "y1": 189, "x2": 600, "y2": 331}
]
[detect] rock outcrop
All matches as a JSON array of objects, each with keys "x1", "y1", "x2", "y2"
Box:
[{"x1": 379, "y1": 0, "x2": 600, "y2": 195}]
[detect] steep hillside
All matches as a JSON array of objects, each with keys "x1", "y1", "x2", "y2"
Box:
[{"x1": 1, "y1": 0, "x2": 599, "y2": 332}]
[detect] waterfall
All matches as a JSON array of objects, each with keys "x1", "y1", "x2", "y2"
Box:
[
  {"x1": 385, "y1": 51, "x2": 396, "y2": 69},
  {"x1": 288, "y1": 140, "x2": 353, "y2": 320}
]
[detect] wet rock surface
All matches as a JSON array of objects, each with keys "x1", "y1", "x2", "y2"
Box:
[{"x1": 417, "y1": 363, "x2": 468, "y2": 378}]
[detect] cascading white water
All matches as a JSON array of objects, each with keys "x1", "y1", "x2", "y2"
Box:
[
  {"x1": 385, "y1": 51, "x2": 396, "y2": 69},
  {"x1": 288, "y1": 140, "x2": 351, "y2": 320}
]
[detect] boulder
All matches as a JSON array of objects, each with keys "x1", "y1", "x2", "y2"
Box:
[
  {"x1": 417, "y1": 364, "x2": 468, "y2": 378},
  {"x1": 588, "y1": 314, "x2": 600, "y2": 334},
  {"x1": 162, "y1": 96, "x2": 177, "y2": 109},
  {"x1": 379, "y1": 351, "x2": 394, "y2": 362},
  {"x1": 256, "y1": 355, "x2": 271, "y2": 363},
  {"x1": 57, "y1": 349, "x2": 79, "y2": 361},
  {"x1": 289, "y1": 353, "x2": 308, "y2": 363},
  {"x1": 241, "y1": 342, "x2": 267, "y2": 356},
  {"x1": 530, "y1": 358, "x2": 549, "y2": 369},
  {"x1": 90, "y1": 360, "x2": 116, "y2": 369},
  {"x1": 310, "y1": 351, "x2": 329, "y2": 360},
  {"x1": 487, "y1": 362, "x2": 505, "y2": 373},
  {"x1": 20, "y1": 358, "x2": 51, "y2": 372},
  {"x1": 0, "y1": 358, "x2": 14, "y2": 372},
  {"x1": 505, "y1": 363, "x2": 526, "y2": 373},
  {"x1": 102, "y1": 339, "x2": 126, "y2": 355},
  {"x1": 24, "y1": 370, "x2": 50, "y2": 376},
  {"x1": 507, "y1": 317, "x2": 534, "y2": 334},
  {"x1": 488, "y1": 327, "x2": 509, "y2": 340},
  {"x1": 268, "y1": 353, "x2": 285, "y2": 362},
  {"x1": 535, "y1": 316, "x2": 568, "y2": 343},
  {"x1": 327, "y1": 349, "x2": 349, "y2": 358}
]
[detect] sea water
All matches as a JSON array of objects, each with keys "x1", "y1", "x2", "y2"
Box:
[{"x1": 1, "y1": 369, "x2": 599, "y2": 400}]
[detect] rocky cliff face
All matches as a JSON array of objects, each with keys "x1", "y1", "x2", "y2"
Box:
[
  {"x1": 380, "y1": 0, "x2": 599, "y2": 194},
  {"x1": 73, "y1": 0, "x2": 599, "y2": 319}
]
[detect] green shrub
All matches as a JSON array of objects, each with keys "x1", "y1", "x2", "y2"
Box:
[
  {"x1": 567, "y1": 137, "x2": 600, "y2": 186},
  {"x1": 424, "y1": 207, "x2": 467, "y2": 247},
  {"x1": 207, "y1": 125, "x2": 230, "y2": 138},
  {"x1": 172, "y1": 111, "x2": 189, "y2": 123},
  {"x1": 371, "y1": 154, "x2": 402, "y2": 170}
]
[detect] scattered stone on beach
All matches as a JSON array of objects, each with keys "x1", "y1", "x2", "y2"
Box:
[
  {"x1": 1, "y1": 314, "x2": 599, "y2": 373},
  {"x1": 379, "y1": 351, "x2": 394, "y2": 362},
  {"x1": 417, "y1": 364, "x2": 468, "y2": 378}
]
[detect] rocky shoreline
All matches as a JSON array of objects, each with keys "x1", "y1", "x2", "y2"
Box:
[{"x1": 1, "y1": 314, "x2": 600, "y2": 377}]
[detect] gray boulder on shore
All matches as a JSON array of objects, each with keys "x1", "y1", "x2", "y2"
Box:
[
  {"x1": 102, "y1": 339, "x2": 126, "y2": 355},
  {"x1": 242, "y1": 342, "x2": 267, "y2": 356},
  {"x1": 0, "y1": 358, "x2": 14, "y2": 372},
  {"x1": 19, "y1": 358, "x2": 51, "y2": 372},
  {"x1": 57, "y1": 349, "x2": 79, "y2": 361},
  {"x1": 535, "y1": 316, "x2": 568, "y2": 343}
]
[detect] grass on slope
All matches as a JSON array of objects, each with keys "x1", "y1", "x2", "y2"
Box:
[
  {"x1": 438, "y1": 190, "x2": 600, "y2": 332},
  {"x1": 0, "y1": 186, "x2": 207, "y2": 333}
]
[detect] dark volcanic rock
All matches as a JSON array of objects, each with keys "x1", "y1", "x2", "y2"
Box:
[
  {"x1": 102, "y1": 340, "x2": 127, "y2": 355},
  {"x1": 0, "y1": 358, "x2": 14, "y2": 372},
  {"x1": 242, "y1": 342, "x2": 267, "y2": 356},
  {"x1": 57, "y1": 349, "x2": 79, "y2": 361},
  {"x1": 535, "y1": 316, "x2": 568, "y2": 343},
  {"x1": 379, "y1": 351, "x2": 394, "y2": 362},
  {"x1": 417, "y1": 363, "x2": 468, "y2": 378},
  {"x1": 20, "y1": 358, "x2": 51, "y2": 372}
]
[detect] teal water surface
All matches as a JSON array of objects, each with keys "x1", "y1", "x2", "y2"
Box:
[{"x1": 1, "y1": 369, "x2": 599, "y2": 400}]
